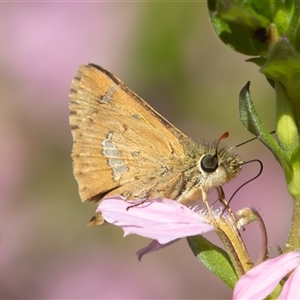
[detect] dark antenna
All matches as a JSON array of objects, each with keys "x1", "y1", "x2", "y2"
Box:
[{"x1": 233, "y1": 130, "x2": 276, "y2": 149}]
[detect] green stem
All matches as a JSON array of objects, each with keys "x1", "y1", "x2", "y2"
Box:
[{"x1": 285, "y1": 200, "x2": 300, "y2": 252}]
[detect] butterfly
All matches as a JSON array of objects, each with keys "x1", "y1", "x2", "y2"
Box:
[{"x1": 69, "y1": 64, "x2": 243, "y2": 225}]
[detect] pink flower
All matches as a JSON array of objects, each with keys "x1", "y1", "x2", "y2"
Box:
[
  {"x1": 233, "y1": 251, "x2": 300, "y2": 299},
  {"x1": 97, "y1": 196, "x2": 215, "y2": 259}
]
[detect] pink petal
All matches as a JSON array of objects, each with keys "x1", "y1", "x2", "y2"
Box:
[
  {"x1": 279, "y1": 264, "x2": 300, "y2": 299},
  {"x1": 136, "y1": 239, "x2": 179, "y2": 261},
  {"x1": 233, "y1": 252, "x2": 300, "y2": 300},
  {"x1": 97, "y1": 196, "x2": 215, "y2": 244}
]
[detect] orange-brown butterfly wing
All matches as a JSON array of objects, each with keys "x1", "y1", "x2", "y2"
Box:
[{"x1": 69, "y1": 64, "x2": 195, "y2": 203}]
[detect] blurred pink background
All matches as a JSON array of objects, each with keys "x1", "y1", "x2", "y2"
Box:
[{"x1": 0, "y1": 2, "x2": 292, "y2": 299}]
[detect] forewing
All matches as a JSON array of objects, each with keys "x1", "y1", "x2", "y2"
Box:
[{"x1": 69, "y1": 64, "x2": 194, "y2": 202}]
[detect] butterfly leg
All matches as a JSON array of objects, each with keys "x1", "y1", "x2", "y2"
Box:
[
  {"x1": 216, "y1": 186, "x2": 237, "y2": 222},
  {"x1": 200, "y1": 187, "x2": 218, "y2": 226}
]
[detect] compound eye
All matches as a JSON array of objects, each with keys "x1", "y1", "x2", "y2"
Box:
[{"x1": 200, "y1": 155, "x2": 218, "y2": 173}]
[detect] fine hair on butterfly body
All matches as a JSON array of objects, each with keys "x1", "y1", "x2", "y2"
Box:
[{"x1": 69, "y1": 64, "x2": 244, "y2": 226}]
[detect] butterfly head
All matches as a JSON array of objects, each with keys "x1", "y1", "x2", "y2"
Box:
[{"x1": 196, "y1": 133, "x2": 244, "y2": 191}]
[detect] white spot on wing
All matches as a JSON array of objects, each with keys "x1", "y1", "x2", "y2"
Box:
[
  {"x1": 102, "y1": 132, "x2": 129, "y2": 181},
  {"x1": 101, "y1": 85, "x2": 116, "y2": 103}
]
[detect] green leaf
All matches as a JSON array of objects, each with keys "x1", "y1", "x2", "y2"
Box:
[
  {"x1": 261, "y1": 36, "x2": 300, "y2": 100},
  {"x1": 187, "y1": 235, "x2": 237, "y2": 289},
  {"x1": 294, "y1": 1, "x2": 300, "y2": 50},
  {"x1": 246, "y1": 56, "x2": 267, "y2": 67},
  {"x1": 270, "y1": 0, "x2": 300, "y2": 42},
  {"x1": 246, "y1": 57, "x2": 275, "y2": 88},
  {"x1": 239, "y1": 82, "x2": 288, "y2": 166},
  {"x1": 207, "y1": 0, "x2": 300, "y2": 58},
  {"x1": 207, "y1": 0, "x2": 270, "y2": 56},
  {"x1": 239, "y1": 82, "x2": 268, "y2": 136}
]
